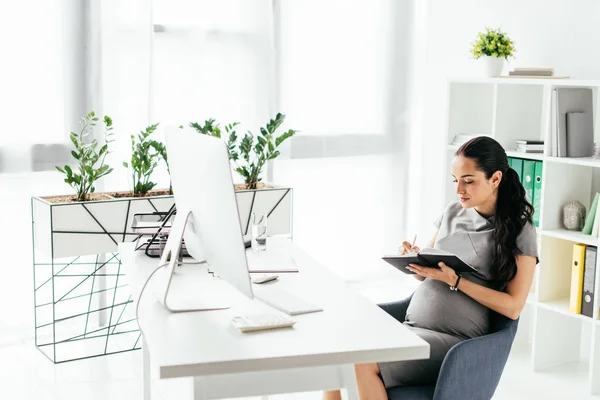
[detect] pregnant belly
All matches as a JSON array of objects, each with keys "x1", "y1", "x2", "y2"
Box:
[{"x1": 405, "y1": 279, "x2": 490, "y2": 340}]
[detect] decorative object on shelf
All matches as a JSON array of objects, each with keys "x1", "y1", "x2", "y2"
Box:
[
  {"x1": 563, "y1": 200, "x2": 586, "y2": 231},
  {"x1": 471, "y1": 27, "x2": 515, "y2": 77}
]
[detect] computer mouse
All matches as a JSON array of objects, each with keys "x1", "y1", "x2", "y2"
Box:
[{"x1": 251, "y1": 274, "x2": 279, "y2": 284}]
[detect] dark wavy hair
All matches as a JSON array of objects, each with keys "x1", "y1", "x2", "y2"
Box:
[{"x1": 456, "y1": 136, "x2": 534, "y2": 283}]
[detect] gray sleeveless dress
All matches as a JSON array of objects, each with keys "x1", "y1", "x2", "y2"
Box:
[{"x1": 378, "y1": 201, "x2": 538, "y2": 388}]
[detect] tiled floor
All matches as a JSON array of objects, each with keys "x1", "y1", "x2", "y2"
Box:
[{"x1": 1, "y1": 165, "x2": 599, "y2": 399}]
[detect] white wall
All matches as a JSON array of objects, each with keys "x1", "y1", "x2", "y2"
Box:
[{"x1": 411, "y1": 0, "x2": 600, "y2": 242}]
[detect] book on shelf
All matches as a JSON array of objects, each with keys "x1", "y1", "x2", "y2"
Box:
[
  {"x1": 583, "y1": 193, "x2": 600, "y2": 235},
  {"x1": 514, "y1": 140, "x2": 545, "y2": 153},
  {"x1": 515, "y1": 67, "x2": 555, "y2": 73},
  {"x1": 516, "y1": 139, "x2": 545, "y2": 145},
  {"x1": 509, "y1": 70, "x2": 553, "y2": 77}
]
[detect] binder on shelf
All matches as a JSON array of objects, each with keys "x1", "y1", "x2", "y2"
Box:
[
  {"x1": 583, "y1": 193, "x2": 600, "y2": 235},
  {"x1": 512, "y1": 158, "x2": 524, "y2": 182},
  {"x1": 569, "y1": 243, "x2": 586, "y2": 314},
  {"x1": 522, "y1": 160, "x2": 535, "y2": 207},
  {"x1": 566, "y1": 111, "x2": 594, "y2": 157},
  {"x1": 582, "y1": 246, "x2": 597, "y2": 318},
  {"x1": 532, "y1": 161, "x2": 543, "y2": 227}
]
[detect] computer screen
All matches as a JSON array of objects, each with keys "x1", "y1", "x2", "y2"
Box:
[{"x1": 162, "y1": 126, "x2": 254, "y2": 301}]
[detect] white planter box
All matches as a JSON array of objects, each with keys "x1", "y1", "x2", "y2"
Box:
[{"x1": 32, "y1": 187, "x2": 293, "y2": 259}]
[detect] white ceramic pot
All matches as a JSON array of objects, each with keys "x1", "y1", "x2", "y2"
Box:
[{"x1": 480, "y1": 56, "x2": 504, "y2": 77}]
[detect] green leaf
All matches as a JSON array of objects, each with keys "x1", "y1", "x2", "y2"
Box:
[
  {"x1": 236, "y1": 167, "x2": 250, "y2": 178},
  {"x1": 275, "y1": 129, "x2": 296, "y2": 147},
  {"x1": 56, "y1": 166, "x2": 65, "y2": 174},
  {"x1": 64, "y1": 165, "x2": 72, "y2": 176},
  {"x1": 123, "y1": 162, "x2": 129, "y2": 168}
]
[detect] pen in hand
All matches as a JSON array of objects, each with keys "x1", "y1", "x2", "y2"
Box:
[{"x1": 399, "y1": 235, "x2": 419, "y2": 255}]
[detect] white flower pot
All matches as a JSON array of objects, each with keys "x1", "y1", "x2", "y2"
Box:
[
  {"x1": 32, "y1": 187, "x2": 293, "y2": 259},
  {"x1": 480, "y1": 56, "x2": 504, "y2": 77}
]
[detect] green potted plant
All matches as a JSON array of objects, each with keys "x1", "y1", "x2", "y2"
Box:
[
  {"x1": 188, "y1": 113, "x2": 296, "y2": 236},
  {"x1": 33, "y1": 114, "x2": 175, "y2": 260},
  {"x1": 122, "y1": 122, "x2": 166, "y2": 197},
  {"x1": 471, "y1": 27, "x2": 515, "y2": 77},
  {"x1": 232, "y1": 112, "x2": 296, "y2": 190},
  {"x1": 55, "y1": 111, "x2": 115, "y2": 202}
]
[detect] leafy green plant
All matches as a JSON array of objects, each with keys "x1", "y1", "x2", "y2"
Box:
[
  {"x1": 56, "y1": 111, "x2": 115, "y2": 202},
  {"x1": 150, "y1": 140, "x2": 171, "y2": 195},
  {"x1": 471, "y1": 27, "x2": 515, "y2": 60},
  {"x1": 190, "y1": 118, "x2": 239, "y2": 160},
  {"x1": 232, "y1": 113, "x2": 296, "y2": 190},
  {"x1": 123, "y1": 123, "x2": 161, "y2": 196}
]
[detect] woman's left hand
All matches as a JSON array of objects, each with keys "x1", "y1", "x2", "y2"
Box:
[{"x1": 406, "y1": 262, "x2": 457, "y2": 286}]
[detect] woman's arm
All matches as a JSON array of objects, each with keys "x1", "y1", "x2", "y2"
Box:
[{"x1": 406, "y1": 254, "x2": 537, "y2": 320}]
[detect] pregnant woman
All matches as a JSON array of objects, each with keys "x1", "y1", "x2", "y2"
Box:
[{"x1": 324, "y1": 136, "x2": 538, "y2": 400}]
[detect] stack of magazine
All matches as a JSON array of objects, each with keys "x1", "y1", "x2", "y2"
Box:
[
  {"x1": 502, "y1": 67, "x2": 568, "y2": 79},
  {"x1": 515, "y1": 139, "x2": 544, "y2": 153}
]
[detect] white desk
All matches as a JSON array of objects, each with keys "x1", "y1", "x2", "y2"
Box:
[{"x1": 119, "y1": 238, "x2": 429, "y2": 400}]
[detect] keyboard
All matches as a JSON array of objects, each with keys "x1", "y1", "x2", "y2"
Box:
[
  {"x1": 254, "y1": 288, "x2": 323, "y2": 316},
  {"x1": 232, "y1": 314, "x2": 296, "y2": 333}
]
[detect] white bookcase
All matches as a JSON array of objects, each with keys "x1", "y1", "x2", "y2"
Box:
[{"x1": 444, "y1": 77, "x2": 600, "y2": 395}]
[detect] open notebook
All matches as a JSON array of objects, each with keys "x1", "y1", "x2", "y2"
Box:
[{"x1": 382, "y1": 248, "x2": 477, "y2": 275}]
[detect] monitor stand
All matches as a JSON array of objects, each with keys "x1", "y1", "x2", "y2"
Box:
[{"x1": 152, "y1": 209, "x2": 230, "y2": 313}]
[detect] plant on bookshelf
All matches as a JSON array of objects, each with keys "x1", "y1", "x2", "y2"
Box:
[{"x1": 471, "y1": 27, "x2": 515, "y2": 77}]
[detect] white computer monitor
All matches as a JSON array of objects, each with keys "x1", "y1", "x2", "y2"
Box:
[{"x1": 152, "y1": 126, "x2": 254, "y2": 312}]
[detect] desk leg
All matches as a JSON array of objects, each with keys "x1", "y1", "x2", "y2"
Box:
[
  {"x1": 143, "y1": 337, "x2": 151, "y2": 400},
  {"x1": 341, "y1": 365, "x2": 359, "y2": 400}
]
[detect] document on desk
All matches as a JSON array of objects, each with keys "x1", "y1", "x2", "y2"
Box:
[{"x1": 246, "y1": 250, "x2": 299, "y2": 273}]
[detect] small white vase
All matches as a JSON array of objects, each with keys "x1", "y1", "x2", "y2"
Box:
[{"x1": 480, "y1": 56, "x2": 504, "y2": 77}]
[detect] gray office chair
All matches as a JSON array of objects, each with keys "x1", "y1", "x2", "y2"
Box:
[{"x1": 380, "y1": 294, "x2": 519, "y2": 400}]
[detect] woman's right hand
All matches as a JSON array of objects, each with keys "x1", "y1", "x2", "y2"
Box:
[{"x1": 398, "y1": 241, "x2": 420, "y2": 255}]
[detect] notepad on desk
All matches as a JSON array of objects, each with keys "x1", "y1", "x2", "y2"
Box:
[{"x1": 382, "y1": 248, "x2": 476, "y2": 275}]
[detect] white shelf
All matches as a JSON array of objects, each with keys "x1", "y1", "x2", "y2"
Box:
[
  {"x1": 538, "y1": 298, "x2": 594, "y2": 322},
  {"x1": 541, "y1": 228, "x2": 599, "y2": 247},
  {"x1": 545, "y1": 156, "x2": 600, "y2": 168},
  {"x1": 448, "y1": 145, "x2": 545, "y2": 161},
  {"x1": 505, "y1": 150, "x2": 545, "y2": 161},
  {"x1": 449, "y1": 77, "x2": 600, "y2": 87}
]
